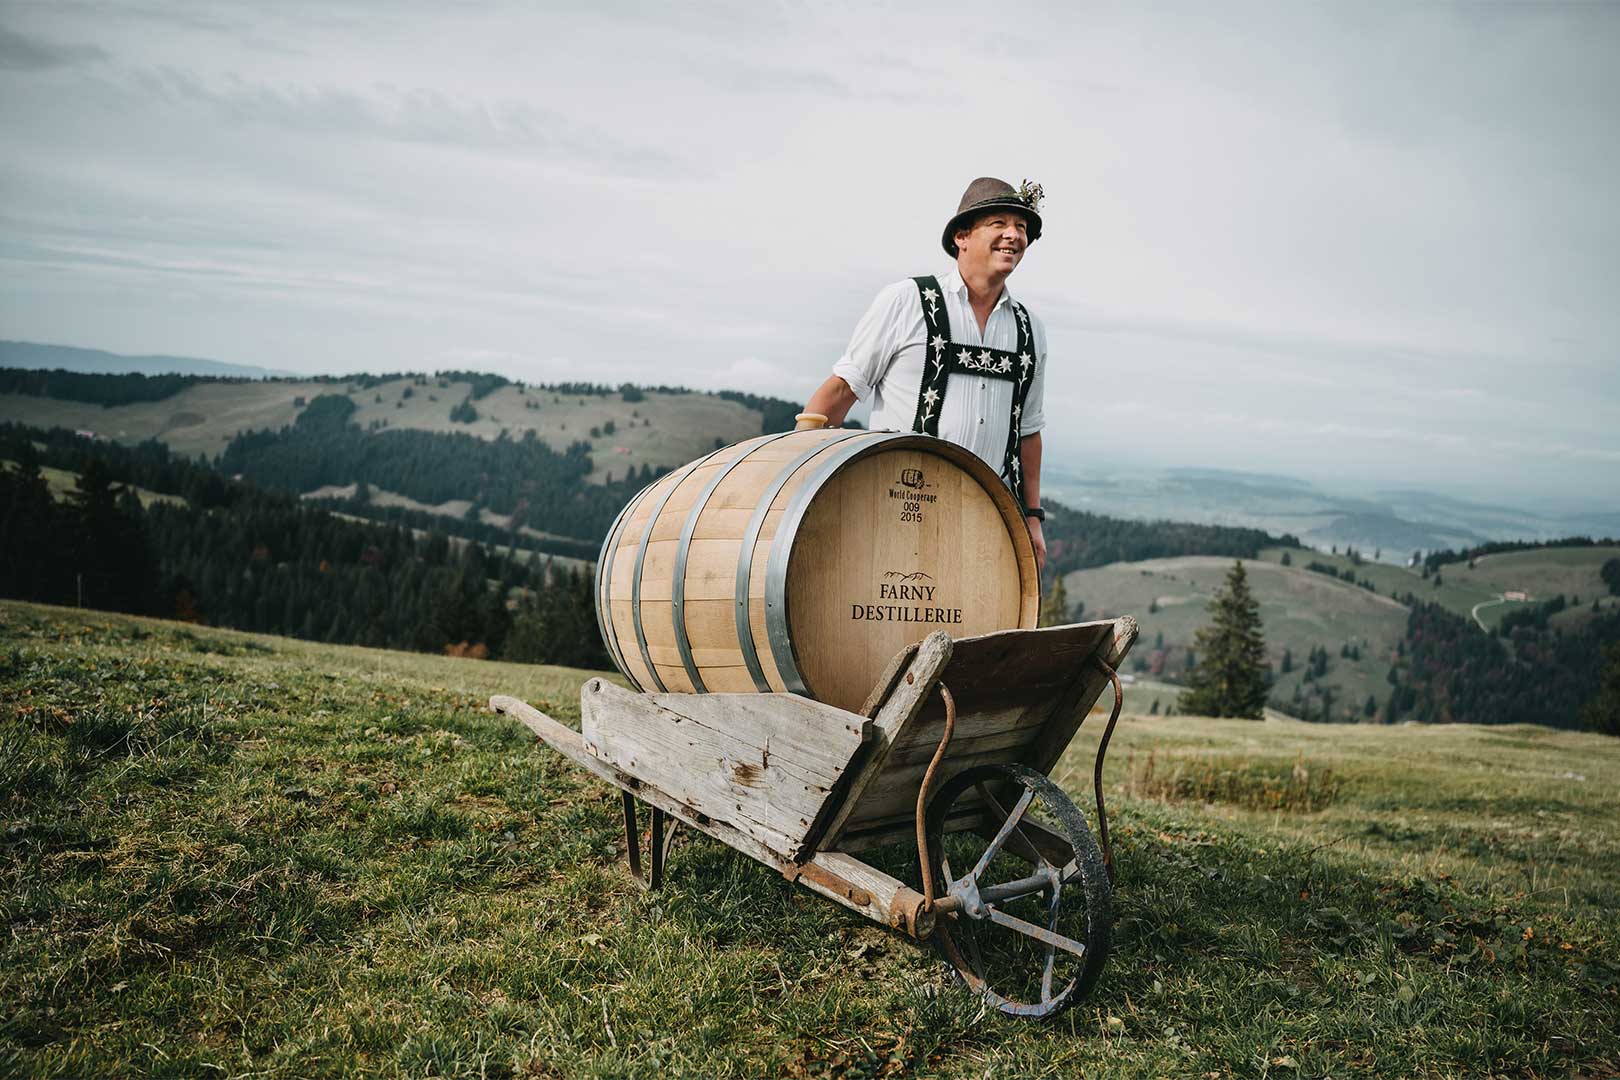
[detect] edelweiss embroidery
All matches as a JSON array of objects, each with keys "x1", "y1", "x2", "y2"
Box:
[{"x1": 907, "y1": 278, "x2": 1038, "y2": 509}]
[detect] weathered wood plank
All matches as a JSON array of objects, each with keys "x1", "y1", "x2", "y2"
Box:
[
  {"x1": 884, "y1": 695, "x2": 1055, "y2": 762},
  {"x1": 494, "y1": 694, "x2": 928, "y2": 940},
  {"x1": 817, "y1": 630, "x2": 954, "y2": 850},
  {"x1": 884, "y1": 724, "x2": 1039, "y2": 768},
  {"x1": 627, "y1": 687, "x2": 870, "y2": 784},
  {"x1": 857, "y1": 641, "x2": 920, "y2": 719},
  {"x1": 832, "y1": 618, "x2": 1139, "y2": 839},
  {"x1": 1025, "y1": 618, "x2": 1137, "y2": 779},
  {"x1": 836, "y1": 750, "x2": 1044, "y2": 829},
  {"x1": 936, "y1": 621, "x2": 1114, "y2": 692},
  {"x1": 789, "y1": 851, "x2": 932, "y2": 938},
  {"x1": 581, "y1": 680, "x2": 869, "y2": 860},
  {"x1": 837, "y1": 801, "x2": 990, "y2": 854},
  {"x1": 489, "y1": 694, "x2": 782, "y2": 868}
]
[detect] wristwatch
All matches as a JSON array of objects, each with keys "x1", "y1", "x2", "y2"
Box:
[{"x1": 1024, "y1": 506, "x2": 1045, "y2": 522}]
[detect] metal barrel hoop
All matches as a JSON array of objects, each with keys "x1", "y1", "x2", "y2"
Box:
[
  {"x1": 732, "y1": 429, "x2": 870, "y2": 692},
  {"x1": 596, "y1": 485, "x2": 646, "y2": 690},
  {"x1": 669, "y1": 431, "x2": 797, "y2": 693},
  {"x1": 629, "y1": 447, "x2": 730, "y2": 693},
  {"x1": 763, "y1": 431, "x2": 904, "y2": 696}
]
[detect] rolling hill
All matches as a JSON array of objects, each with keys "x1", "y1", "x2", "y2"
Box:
[
  {"x1": 0, "y1": 373, "x2": 767, "y2": 478},
  {"x1": 1064, "y1": 546, "x2": 1620, "y2": 721}
]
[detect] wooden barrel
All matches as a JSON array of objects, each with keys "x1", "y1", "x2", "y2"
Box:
[{"x1": 596, "y1": 429, "x2": 1039, "y2": 713}]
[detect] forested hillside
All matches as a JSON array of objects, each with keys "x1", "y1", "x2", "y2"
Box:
[
  {"x1": 217, "y1": 394, "x2": 652, "y2": 545},
  {"x1": 0, "y1": 367, "x2": 225, "y2": 407},
  {"x1": 1065, "y1": 549, "x2": 1620, "y2": 731},
  {"x1": 1043, "y1": 503, "x2": 1293, "y2": 576},
  {"x1": 1387, "y1": 601, "x2": 1620, "y2": 728},
  {"x1": 0, "y1": 426, "x2": 607, "y2": 669}
]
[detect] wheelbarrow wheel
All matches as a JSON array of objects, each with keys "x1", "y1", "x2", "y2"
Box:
[{"x1": 923, "y1": 763, "x2": 1112, "y2": 1017}]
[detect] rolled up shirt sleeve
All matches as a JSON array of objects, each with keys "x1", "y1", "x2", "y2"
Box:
[
  {"x1": 832, "y1": 281, "x2": 912, "y2": 402},
  {"x1": 1019, "y1": 312, "x2": 1048, "y2": 436}
]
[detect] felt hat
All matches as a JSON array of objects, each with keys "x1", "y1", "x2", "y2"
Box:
[{"x1": 941, "y1": 177, "x2": 1044, "y2": 256}]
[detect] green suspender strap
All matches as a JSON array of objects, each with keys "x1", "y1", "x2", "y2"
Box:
[{"x1": 908, "y1": 275, "x2": 1037, "y2": 508}]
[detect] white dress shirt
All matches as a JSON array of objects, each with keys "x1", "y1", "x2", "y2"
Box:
[{"x1": 832, "y1": 267, "x2": 1047, "y2": 471}]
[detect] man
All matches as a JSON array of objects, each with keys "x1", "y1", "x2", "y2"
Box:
[{"x1": 798, "y1": 176, "x2": 1050, "y2": 569}]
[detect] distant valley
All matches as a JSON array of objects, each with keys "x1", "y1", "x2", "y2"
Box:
[{"x1": 1043, "y1": 463, "x2": 1616, "y2": 562}]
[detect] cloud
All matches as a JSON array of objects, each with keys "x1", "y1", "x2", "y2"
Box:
[
  {"x1": 117, "y1": 66, "x2": 689, "y2": 176},
  {"x1": 0, "y1": 26, "x2": 106, "y2": 70},
  {"x1": 1, "y1": 2, "x2": 1615, "y2": 505}
]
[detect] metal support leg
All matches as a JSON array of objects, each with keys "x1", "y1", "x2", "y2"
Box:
[
  {"x1": 621, "y1": 793, "x2": 679, "y2": 890},
  {"x1": 622, "y1": 792, "x2": 643, "y2": 881},
  {"x1": 650, "y1": 807, "x2": 667, "y2": 890}
]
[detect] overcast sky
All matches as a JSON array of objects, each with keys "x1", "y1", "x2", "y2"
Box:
[{"x1": 2, "y1": 1, "x2": 1616, "y2": 507}]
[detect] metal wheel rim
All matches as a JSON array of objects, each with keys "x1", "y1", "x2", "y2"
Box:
[{"x1": 924, "y1": 763, "x2": 1111, "y2": 1018}]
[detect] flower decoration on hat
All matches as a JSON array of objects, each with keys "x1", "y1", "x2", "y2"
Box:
[{"x1": 1017, "y1": 179, "x2": 1044, "y2": 214}]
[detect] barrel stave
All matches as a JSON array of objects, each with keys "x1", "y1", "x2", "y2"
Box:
[{"x1": 597, "y1": 429, "x2": 1037, "y2": 713}]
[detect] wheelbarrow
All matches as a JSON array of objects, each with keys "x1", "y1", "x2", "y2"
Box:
[{"x1": 491, "y1": 617, "x2": 1137, "y2": 1018}]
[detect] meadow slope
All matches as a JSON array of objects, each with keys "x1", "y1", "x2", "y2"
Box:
[
  {"x1": 0, "y1": 377, "x2": 763, "y2": 479},
  {"x1": 1066, "y1": 548, "x2": 1620, "y2": 721},
  {"x1": 2, "y1": 601, "x2": 1617, "y2": 1078}
]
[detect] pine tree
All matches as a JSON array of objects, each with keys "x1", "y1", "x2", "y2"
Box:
[
  {"x1": 1178, "y1": 560, "x2": 1268, "y2": 719},
  {"x1": 1039, "y1": 574, "x2": 1071, "y2": 627},
  {"x1": 1584, "y1": 641, "x2": 1620, "y2": 736}
]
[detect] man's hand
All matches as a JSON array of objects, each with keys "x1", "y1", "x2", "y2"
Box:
[{"x1": 1028, "y1": 516, "x2": 1046, "y2": 573}]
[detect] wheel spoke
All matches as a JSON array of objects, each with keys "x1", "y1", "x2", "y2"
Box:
[
  {"x1": 985, "y1": 906, "x2": 1088, "y2": 962},
  {"x1": 1041, "y1": 878, "x2": 1062, "y2": 1002},
  {"x1": 925, "y1": 762, "x2": 1111, "y2": 1017},
  {"x1": 970, "y1": 786, "x2": 1035, "y2": 882},
  {"x1": 976, "y1": 781, "x2": 1046, "y2": 866}
]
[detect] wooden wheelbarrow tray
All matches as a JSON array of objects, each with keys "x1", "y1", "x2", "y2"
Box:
[{"x1": 492, "y1": 617, "x2": 1137, "y2": 1018}]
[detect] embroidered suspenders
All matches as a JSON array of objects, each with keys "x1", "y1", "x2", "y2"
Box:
[{"x1": 908, "y1": 275, "x2": 1037, "y2": 508}]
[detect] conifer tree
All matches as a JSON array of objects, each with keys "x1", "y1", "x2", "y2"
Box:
[
  {"x1": 1178, "y1": 560, "x2": 1269, "y2": 719},
  {"x1": 1584, "y1": 640, "x2": 1620, "y2": 736},
  {"x1": 1039, "y1": 573, "x2": 1071, "y2": 627}
]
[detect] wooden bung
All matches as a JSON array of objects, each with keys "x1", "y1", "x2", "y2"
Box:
[{"x1": 596, "y1": 429, "x2": 1039, "y2": 713}]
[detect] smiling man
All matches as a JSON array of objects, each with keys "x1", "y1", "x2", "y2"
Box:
[{"x1": 799, "y1": 176, "x2": 1051, "y2": 568}]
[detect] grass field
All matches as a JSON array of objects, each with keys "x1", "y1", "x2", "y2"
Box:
[{"x1": 3, "y1": 601, "x2": 1617, "y2": 1078}]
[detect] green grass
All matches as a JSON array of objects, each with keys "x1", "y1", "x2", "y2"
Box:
[{"x1": 3, "y1": 600, "x2": 1617, "y2": 1078}]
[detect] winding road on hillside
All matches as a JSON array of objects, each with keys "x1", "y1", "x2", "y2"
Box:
[{"x1": 1470, "y1": 595, "x2": 1509, "y2": 632}]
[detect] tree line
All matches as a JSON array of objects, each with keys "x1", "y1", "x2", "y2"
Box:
[
  {"x1": 1042, "y1": 505, "x2": 1298, "y2": 576},
  {"x1": 0, "y1": 428, "x2": 608, "y2": 669},
  {"x1": 1423, "y1": 536, "x2": 1618, "y2": 572},
  {"x1": 0, "y1": 368, "x2": 229, "y2": 407}
]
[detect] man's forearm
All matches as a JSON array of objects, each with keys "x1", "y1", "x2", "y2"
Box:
[
  {"x1": 1019, "y1": 431, "x2": 1042, "y2": 509},
  {"x1": 803, "y1": 375, "x2": 858, "y2": 427}
]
